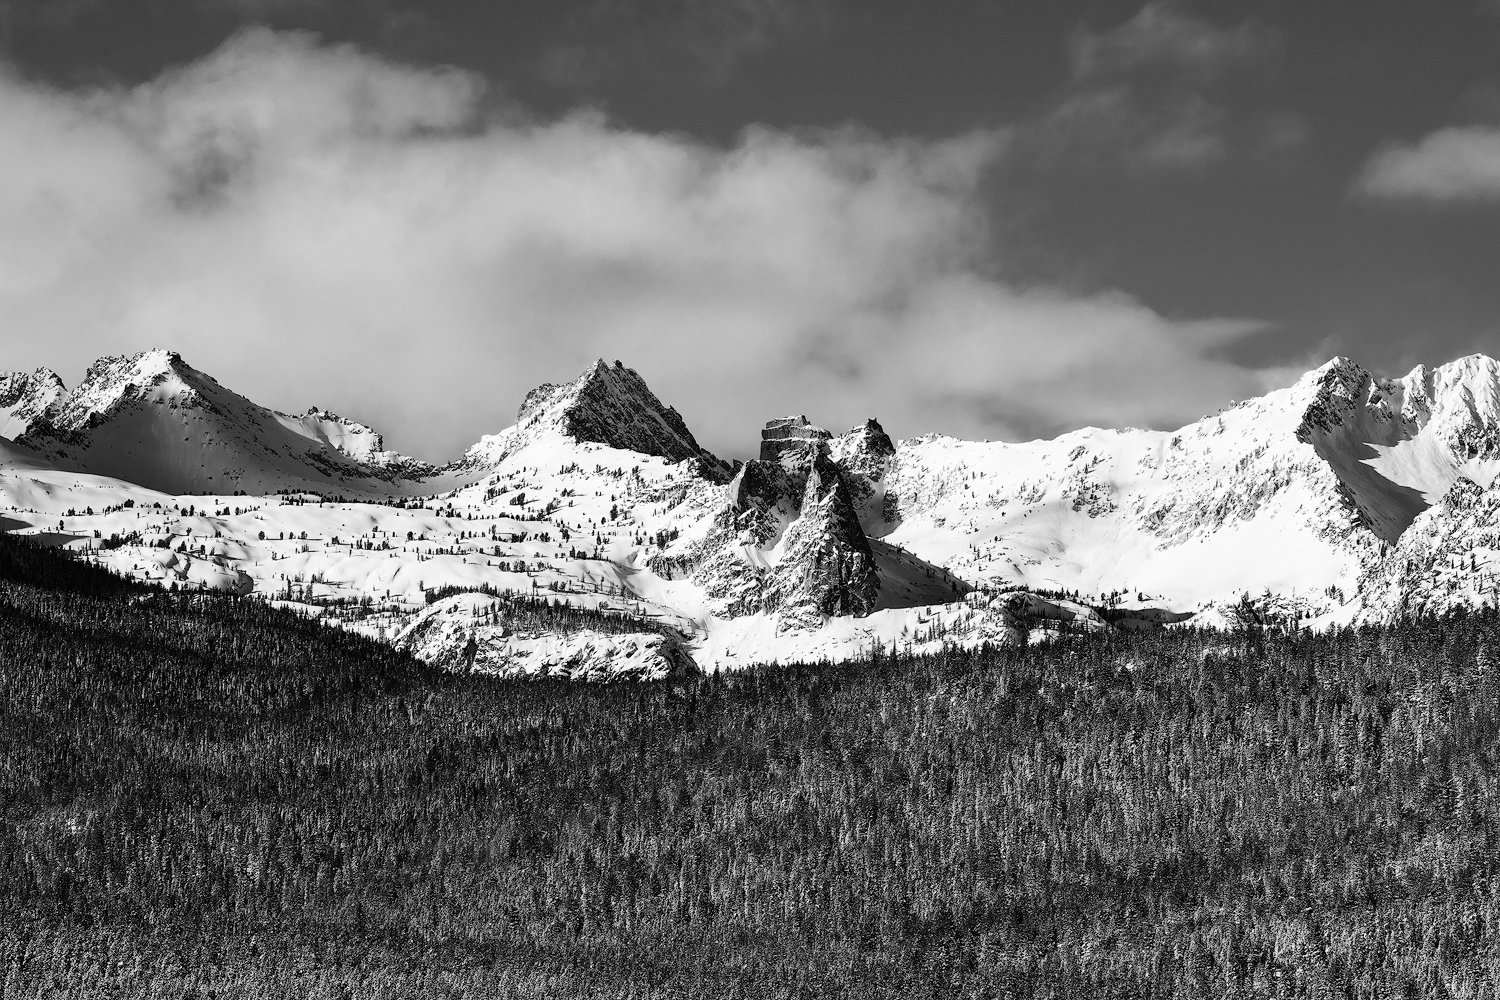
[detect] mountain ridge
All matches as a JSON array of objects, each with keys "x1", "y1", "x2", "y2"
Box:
[{"x1": 5, "y1": 347, "x2": 1500, "y2": 674}]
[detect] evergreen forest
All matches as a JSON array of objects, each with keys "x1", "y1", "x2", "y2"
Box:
[{"x1": 1, "y1": 533, "x2": 1497, "y2": 998}]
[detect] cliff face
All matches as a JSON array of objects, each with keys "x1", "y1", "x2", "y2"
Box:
[{"x1": 678, "y1": 415, "x2": 883, "y2": 630}]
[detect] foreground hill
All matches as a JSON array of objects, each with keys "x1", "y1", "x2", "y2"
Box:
[
  {"x1": 3, "y1": 348, "x2": 1500, "y2": 669},
  {"x1": 2, "y1": 532, "x2": 1498, "y2": 997}
]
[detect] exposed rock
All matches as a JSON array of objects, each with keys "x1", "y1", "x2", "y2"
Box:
[
  {"x1": 683, "y1": 417, "x2": 883, "y2": 629},
  {"x1": 1294, "y1": 353, "x2": 1500, "y2": 541},
  {"x1": 472, "y1": 359, "x2": 728, "y2": 476},
  {"x1": 0, "y1": 368, "x2": 65, "y2": 440},
  {"x1": 759, "y1": 415, "x2": 832, "y2": 465},
  {"x1": 767, "y1": 450, "x2": 879, "y2": 629},
  {"x1": 395, "y1": 592, "x2": 699, "y2": 681},
  {"x1": 725, "y1": 458, "x2": 799, "y2": 546},
  {"x1": 830, "y1": 418, "x2": 897, "y2": 533}
]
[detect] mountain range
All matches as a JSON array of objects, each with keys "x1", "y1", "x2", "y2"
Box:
[{"x1": 3, "y1": 347, "x2": 1498, "y2": 677}]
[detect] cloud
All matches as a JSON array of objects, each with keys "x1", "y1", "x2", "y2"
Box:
[
  {"x1": 1355, "y1": 126, "x2": 1500, "y2": 202},
  {"x1": 1068, "y1": 0, "x2": 1280, "y2": 83},
  {"x1": 1033, "y1": 87, "x2": 1229, "y2": 173},
  {"x1": 0, "y1": 28, "x2": 1282, "y2": 459},
  {"x1": 1027, "y1": 1, "x2": 1295, "y2": 175},
  {"x1": 535, "y1": 0, "x2": 829, "y2": 90}
]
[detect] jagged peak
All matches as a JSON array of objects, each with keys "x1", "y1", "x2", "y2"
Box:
[
  {"x1": 839, "y1": 417, "x2": 895, "y2": 453},
  {"x1": 100, "y1": 347, "x2": 191, "y2": 379},
  {"x1": 300, "y1": 405, "x2": 367, "y2": 426},
  {"x1": 474, "y1": 359, "x2": 721, "y2": 470},
  {"x1": 0, "y1": 367, "x2": 67, "y2": 440},
  {"x1": 0, "y1": 366, "x2": 66, "y2": 388},
  {"x1": 0, "y1": 367, "x2": 66, "y2": 399},
  {"x1": 1299, "y1": 355, "x2": 1369, "y2": 394},
  {"x1": 68, "y1": 349, "x2": 212, "y2": 398}
]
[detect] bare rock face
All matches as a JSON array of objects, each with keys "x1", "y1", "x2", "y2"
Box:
[
  {"x1": 767, "y1": 450, "x2": 879, "y2": 629},
  {"x1": 725, "y1": 458, "x2": 800, "y2": 547},
  {"x1": 830, "y1": 418, "x2": 897, "y2": 533},
  {"x1": 510, "y1": 360, "x2": 727, "y2": 475},
  {"x1": 759, "y1": 415, "x2": 833, "y2": 465},
  {"x1": 682, "y1": 415, "x2": 883, "y2": 629}
]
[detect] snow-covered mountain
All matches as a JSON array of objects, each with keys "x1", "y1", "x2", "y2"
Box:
[
  {"x1": 463, "y1": 358, "x2": 729, "y2": 477},
  {"x1": 8, "y1": 350, "x2": 439, "y2": 495},
  {"x1": 3, "y1": 348, "x2": 1500, "y2": 676}
]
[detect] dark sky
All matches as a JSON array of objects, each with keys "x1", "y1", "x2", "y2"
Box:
[{"x1": 2, "y1": 0, "x2": 1499, "y2": 459}]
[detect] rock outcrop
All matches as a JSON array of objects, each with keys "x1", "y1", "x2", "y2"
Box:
[
  {"x1": 395, "y1": 592, "x2": 698, "y2": 681},
  {"x1": 678, "y1": 414, "x2": 883, "y2": 630}
]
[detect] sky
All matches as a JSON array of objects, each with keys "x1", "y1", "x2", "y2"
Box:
[{"x1": 1, "y1": 0, "x2": 1499, "y2": 461}]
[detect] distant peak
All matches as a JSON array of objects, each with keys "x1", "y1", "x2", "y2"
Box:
[
  {"x1": 1301, "y1": 355, "x2": 1367, "y2": 386},
  {"x1": 840, "y1": 417, "x2": 896, "y2": 459},
  {"x1": 125, "y1": 348, "x2": 189, "y2": 376},
  {"x1": 1434, "y1": 353, "x2": 1500, "y2": 384},
  {"x1": 506, "y1": 359, "x2": 720, "y2": 468},
  {"x1": 0, "y1": 367, "x2": 65, "y2": 392},
  {"x1": 846, "y1": 417, "x2": 893, "y2": 441},
  {"x1": 0, "y1": 367, "x2": 66, "y2": 439}
]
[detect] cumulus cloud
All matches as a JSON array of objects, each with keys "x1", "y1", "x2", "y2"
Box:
[
  {"x1": 0, "y1": 28, "x2": 1282, "y2": 459},
  {"x1": 1356, "y1": 126, "x2": 1500, "y2": 202}
]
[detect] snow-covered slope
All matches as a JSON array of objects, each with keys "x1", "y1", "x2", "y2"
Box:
[
  {"x1": 274, "y1": 407, "x2": 430, "y2": 474},
  {"x1": 881, "y1": 360, "x2": 1375, "y2": 612},
  {"x1": 16, "y1": 350, "x2": 438, "y2": 495},
  {"x1": 1295, "y1": 354, "x2": 1500, "y2": 541},
  {"x1": 4, "y1": 349, "x2": 1500, "y2": 674}
]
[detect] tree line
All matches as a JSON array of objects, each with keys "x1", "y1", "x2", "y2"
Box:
[{"x1": 0, "y1": 533, "x2": 1497, "y2": 997}]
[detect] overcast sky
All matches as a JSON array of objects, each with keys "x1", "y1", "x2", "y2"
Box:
[{"x1": 1, "y1": 0, "x2": 1499, "y2": 461}]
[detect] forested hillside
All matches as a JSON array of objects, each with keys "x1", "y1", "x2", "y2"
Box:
[{"x1": 1, "y1": 534, "x2": 1497, "y2": 998}]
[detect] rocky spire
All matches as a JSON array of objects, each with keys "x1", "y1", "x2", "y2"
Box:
[{"x1": 477, "y1": 359, "x2": 727, "y2": 474}]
